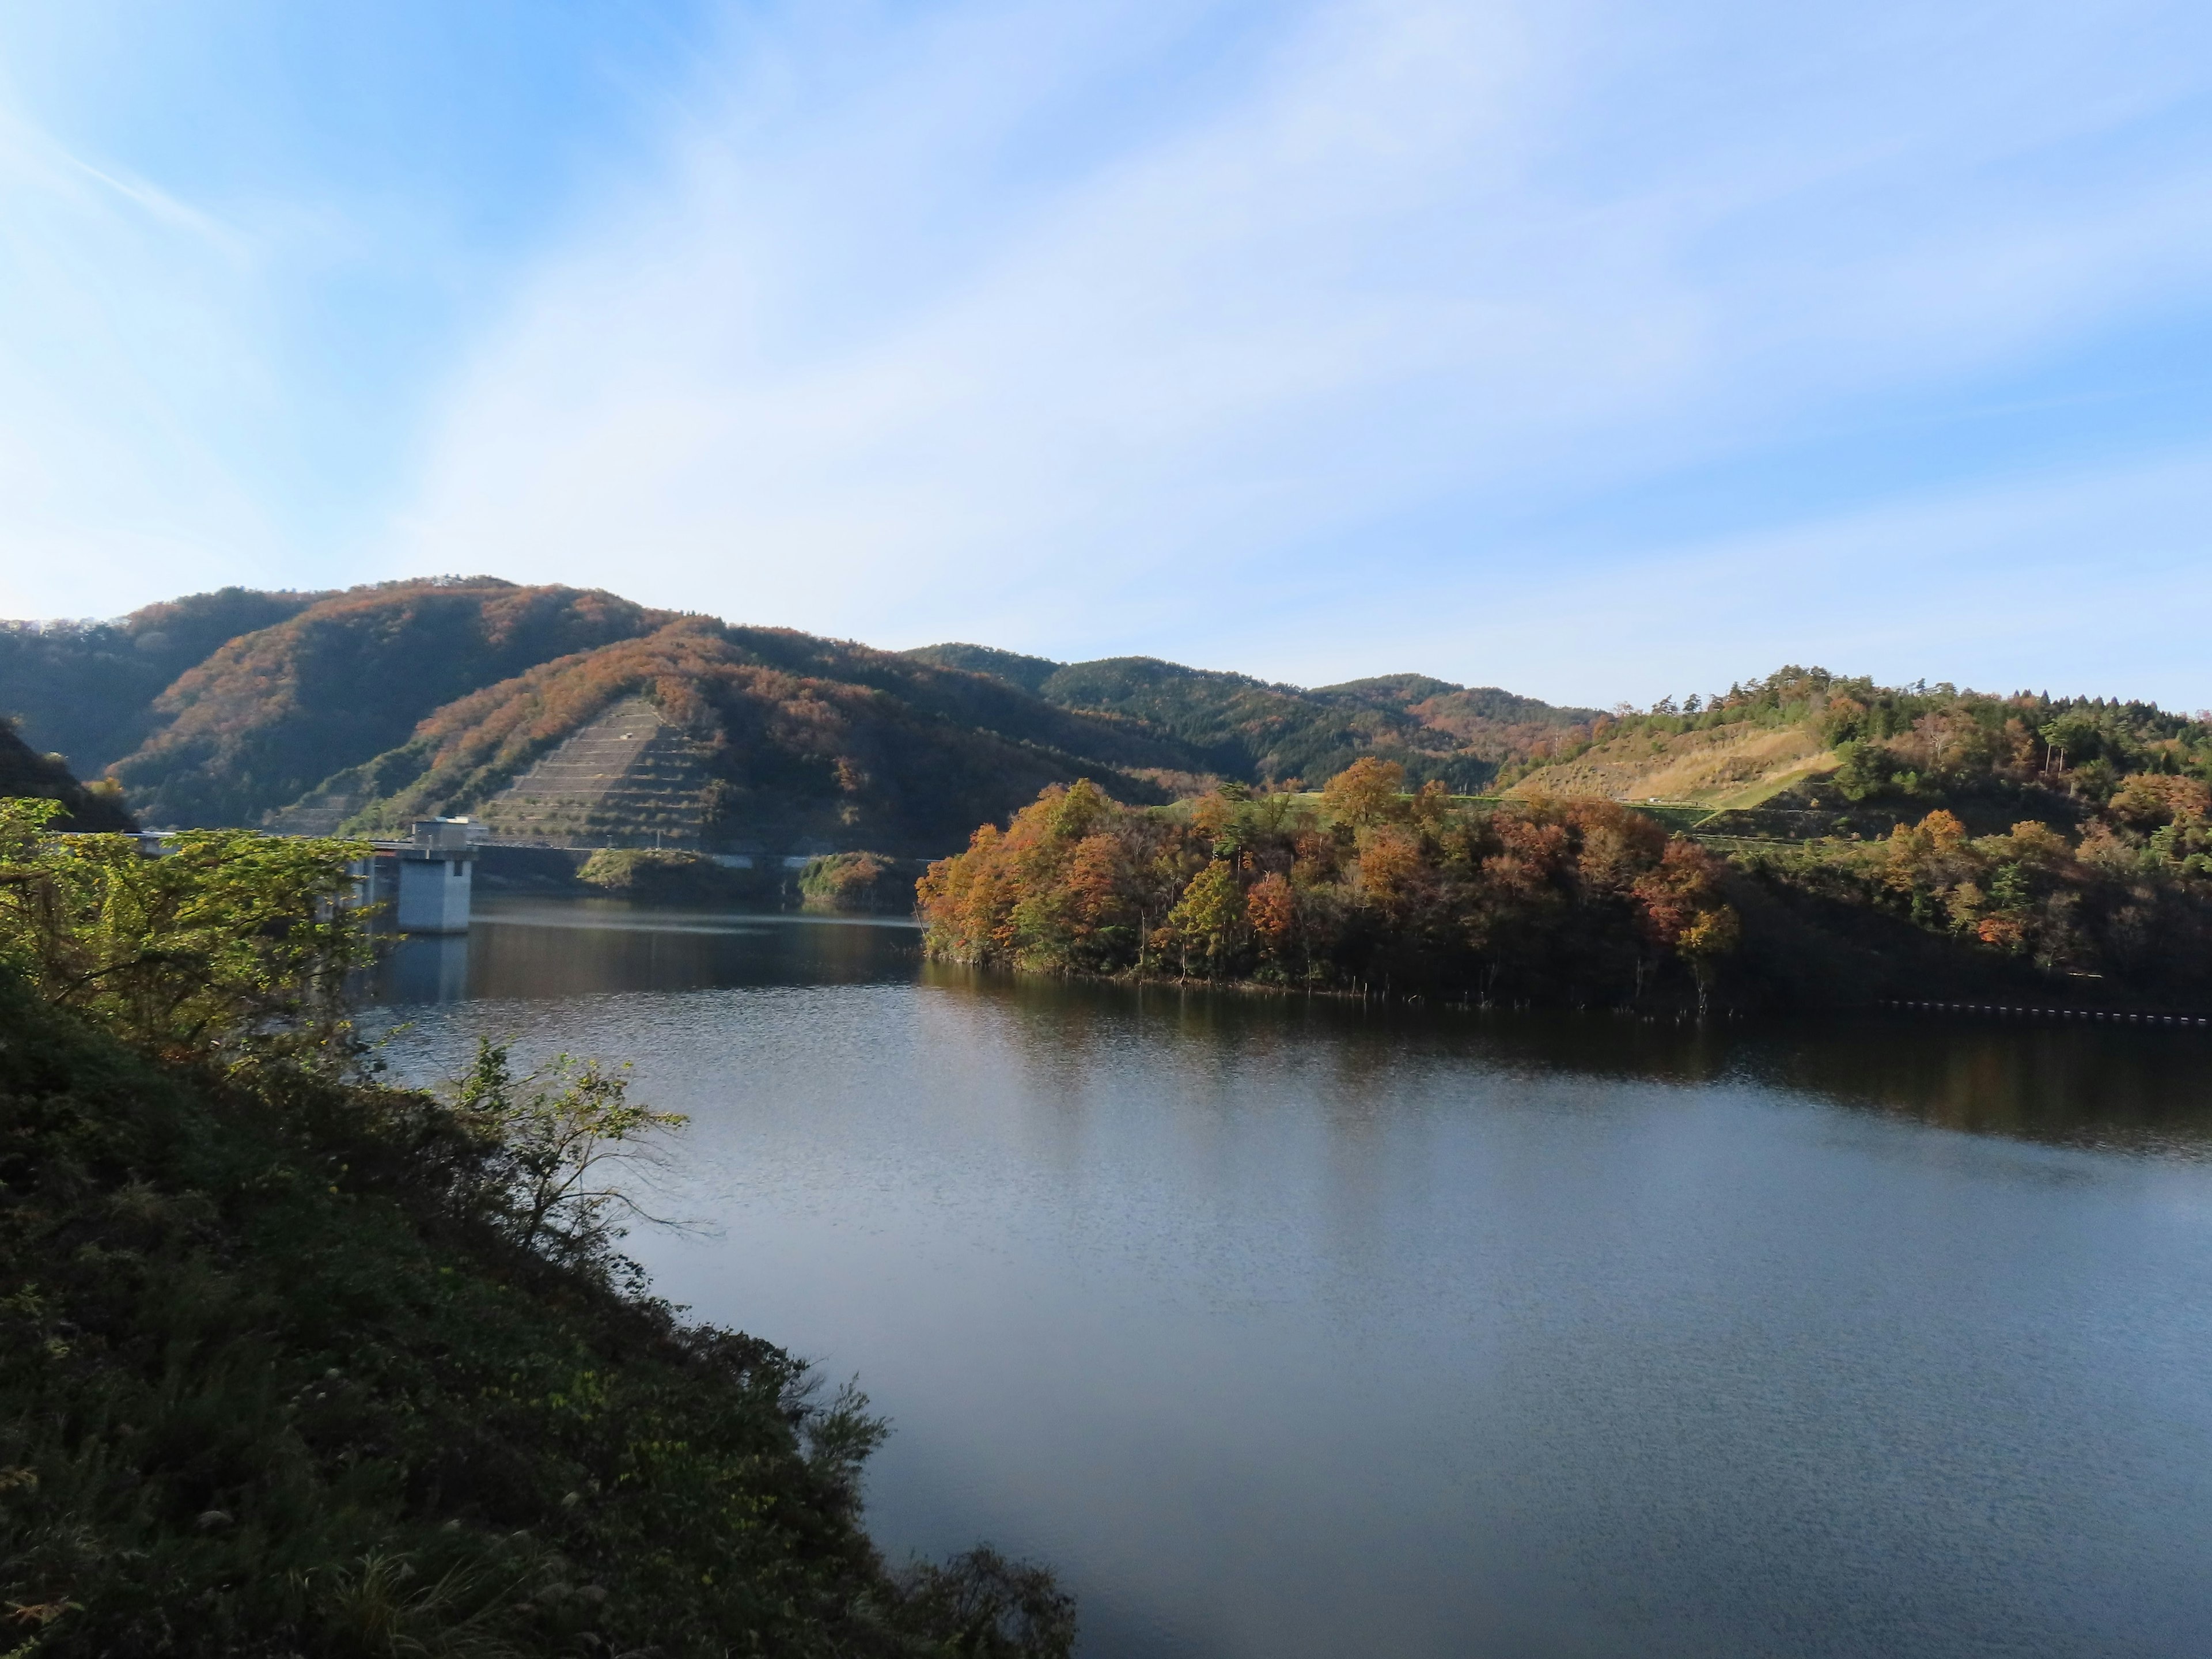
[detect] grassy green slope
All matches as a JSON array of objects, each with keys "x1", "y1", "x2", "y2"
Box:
[{"x1": 0, "y1": 972, "x2": 1069, "y2": 1657}]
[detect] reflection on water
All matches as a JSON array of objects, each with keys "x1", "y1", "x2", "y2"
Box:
[
  {"x1": 383, "y1": 901, "x2": 2212, "y2": 1154},
  {"x1": 371, "y1": 899, "x2": 2212, "y2": 1659},
  {"x1": 377, "y1": 897, "x2": 921, "y2": 1003},
  {"x1": 908, "y1": 965, "x2": 2212, "y2": 1157}
]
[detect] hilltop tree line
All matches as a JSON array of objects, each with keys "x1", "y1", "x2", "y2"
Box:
[{"x1": 1501, "y1": 665, "x2": 2212, "y2": 812}]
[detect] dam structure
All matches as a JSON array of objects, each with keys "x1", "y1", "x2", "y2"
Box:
[{"x1": 340, "y1": 817, "x2": 480, "y2": 934}]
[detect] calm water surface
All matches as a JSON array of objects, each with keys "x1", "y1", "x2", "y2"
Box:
[{"x1": 371, "y1": 897, "x2": 2212, "y2": 1658}]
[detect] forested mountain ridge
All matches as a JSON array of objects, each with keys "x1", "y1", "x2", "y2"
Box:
[
  {"x1": 0, "y1": 586, "x2": 328, "y2": 774},
  {"x1": 108, "y1": 580, "x2": 677, "y2": 827},
  {"x1": 315, "y1": 619, "x2": 1207, "y2": 857},
  {"x1": 0, "y1": 582, "x2": 1594, "y2": 844},
  {"x1": 10, "y1": 582, "x2": 2207, "y2": 866},
  {"x1": 902, "y1": 646, "x2": 1600, "y2": 790},
  {"x1": 900, "y1": 642, "x2": 1061, "y2": 696}
]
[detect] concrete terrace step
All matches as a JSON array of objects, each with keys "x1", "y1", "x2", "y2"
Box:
[{"x1": 475, "y1": 696, "x2": 715, "y2": 849}]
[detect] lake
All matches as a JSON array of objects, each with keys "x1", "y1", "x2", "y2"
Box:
[{"x1": 370, "y1": 897, "x2": 2212, "y2": 1658}]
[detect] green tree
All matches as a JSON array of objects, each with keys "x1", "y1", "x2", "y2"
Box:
[
  {"x1": 1164, "y1": 861, "x2": 1244, "y2": 978},
  {"x1": 0, "y1": 800, "x2": 370, "y2": 1072}
]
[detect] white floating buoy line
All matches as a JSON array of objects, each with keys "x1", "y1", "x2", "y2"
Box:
[{"x1": 1877, "y1": 999, "x2": 2209, "y2": 1027}]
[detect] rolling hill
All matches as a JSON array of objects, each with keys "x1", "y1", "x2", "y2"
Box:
[
  {"x1": 107, "y1": 580, "x2": 676, "y2": 827},
  {"x1": 1502, "y1": 666, "x2": 2212, "y2": 839},
  {"x1": 903, "y1": 646, "x2": 1600, "y2": 791},
  {"x1": 290, "y1": 619, "x2": 1210, "y2": 856}
]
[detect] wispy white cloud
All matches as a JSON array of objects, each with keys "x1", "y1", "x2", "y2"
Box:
[
  {"x1": 0, "y1": 109, "x2": 286, "y2": 613},
  {"x1": 386, "y1": 0, "x2": 2212, "y2": 699},
  {"x1": 0, "y1": 0, "x2": 694, "y2": 616},
  {"x1": 3, "y1": 0, "x2": 2208, "y2": 706}
]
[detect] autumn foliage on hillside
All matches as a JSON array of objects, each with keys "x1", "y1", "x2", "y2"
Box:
[
  {"x1": 1738, "y1": 791, "x2": 2212, "y2": 998},
  {"x1": 110, "y1": 580, "x2": 673, "y2": 827},
  {"x1": 338, "y1": 619, "x2": 1194, "y2": 855},
  {"x1": 0, "y1": 586, "x2": 325, "y2": 777},
  {"x1": 918, "y1": 760, "x2": 1741, "y2": 1010}
]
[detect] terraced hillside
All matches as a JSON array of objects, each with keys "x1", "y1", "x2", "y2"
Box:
[
  {"x1": 110, "y1": 580, "x2": 672, "y2": 827},
  {"x1": 472, "y1": 697, "x2": 715, "y2": 847}
]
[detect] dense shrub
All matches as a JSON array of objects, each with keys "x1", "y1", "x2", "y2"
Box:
[
  {"x1": 0, "y1": 725, "x2": 134, "y2": 833},
  {"x1": 576, "y1": 846, "x2": 789, "y2": 907},
  {"x1": 799, "y1": 853, "x2": 926, "y2": 912}
]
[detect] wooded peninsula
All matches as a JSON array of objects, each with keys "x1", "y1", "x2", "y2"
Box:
[{"x1": 918, "y1": 670, "x2": 2212, "y2": 1016}]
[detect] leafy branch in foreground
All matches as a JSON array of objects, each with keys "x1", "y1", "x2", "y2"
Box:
[{"x1": 448, "y1": 1041, "x2": 689, "y2": 1271}]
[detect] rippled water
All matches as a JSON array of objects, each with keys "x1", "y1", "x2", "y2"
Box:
[{"x1": 371, "y1": 898, "x2": 2212, "y2": 1658}]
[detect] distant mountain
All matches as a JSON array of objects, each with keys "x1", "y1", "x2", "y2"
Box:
[
  {"x1": 0, "y1": 578, "x2": 1599, "y2": 852},
  {"x1": 0, "y1": 720, "x2": 135, "y2": 832},
  {"x1": 0, "y1": 586, "x2": 328, "y2": 775},
  {"x1": 902, "y1": 647, "x2": 1600, "y2": 791},
  {"x1": 900, "y1": 642, "x2": 1062, "y2": 696},
  {"x1": 313, "y1": 619, "x2": 1204, "y2": 857},
  {"x1": 108, "y1": 580, "x2": 674, "y2": 827}
]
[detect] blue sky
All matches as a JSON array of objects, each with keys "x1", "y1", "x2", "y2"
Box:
[{"x1": 3, "y1": 0, "x2": 2210, "y2": 709}]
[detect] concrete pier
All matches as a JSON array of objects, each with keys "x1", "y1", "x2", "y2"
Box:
[{"x1": 392, "y1": 819, "x2": 479, "y2": 934}]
